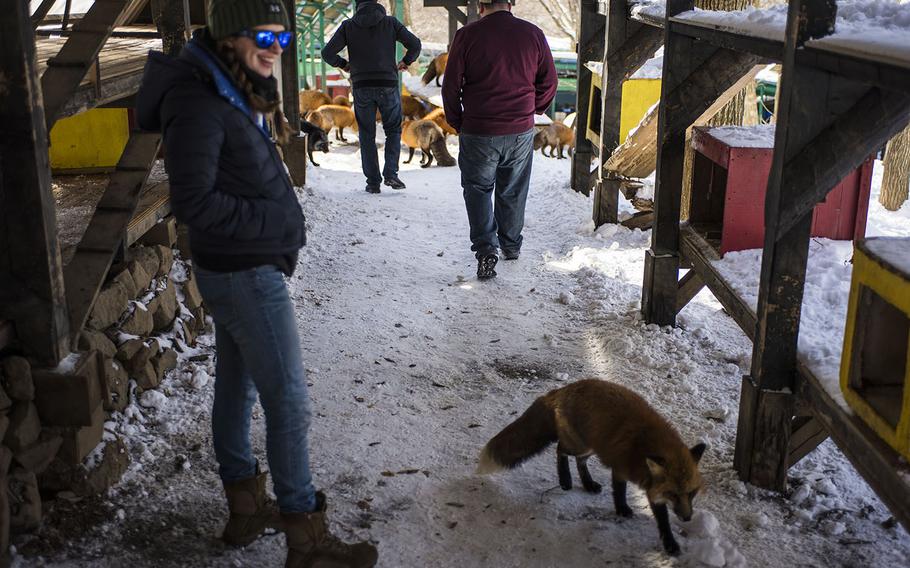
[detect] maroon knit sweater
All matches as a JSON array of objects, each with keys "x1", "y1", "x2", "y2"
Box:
[{"x1": 441, "y1": 11, "x2": 558, "y2": 136}]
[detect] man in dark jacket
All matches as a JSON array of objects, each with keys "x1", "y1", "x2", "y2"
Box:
[
  {"x1": 442, "y1": 0, "x2": 557, "y2": 279},
  {"x1": 322, "y1": 0, "x2": 421, "y2": 194}
]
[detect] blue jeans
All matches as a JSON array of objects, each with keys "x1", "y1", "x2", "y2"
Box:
[
  {"x1": 353, "y1": 86, "x2": 402, "y2": 187},
  {"x1": 194, "y1": 265, "x2": 317, "y2": 514},
  {"x1": 459, "y1": 129, "x2": 535, "y2": 257}
]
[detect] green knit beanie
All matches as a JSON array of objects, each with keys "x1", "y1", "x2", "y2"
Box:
[{"x1": 208, "y1": 0, "x2": 290, "y2": 40}]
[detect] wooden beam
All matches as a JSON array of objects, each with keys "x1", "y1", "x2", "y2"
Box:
[
  {"x1": 114, "y1": 0, "x2": 150, "y2": 27},
  {"x1": 445, "y1": 6, "x2": 466, "y2": 25},
  {"x1": 776, "y1": 88, "x2": 910, "y2": 239},
  {"x1": 41, "y1": 0, "x2": 129, "y2": 130},
  {"x1": 570, "y1": 0, "x2": 605, "y2": 196},
  {"x1": 31, "y1": 0, "x2": 58, "y2": 28},
  {"x1": 63, "y1": 131, "x2": 162, "y2": 342},
  {"x1": 282, "y1": 0, "x2": 301, "y2": 131},
  {"x1": 734, "y1": 0, "x2": 839, "y2": 492},
  {"x1": 0, "y1": 0, "x2": 70, "y2": 365}
]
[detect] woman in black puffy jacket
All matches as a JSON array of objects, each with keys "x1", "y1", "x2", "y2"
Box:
[{"x1": 137, "y1": 1, "x2": 376, "y2": 566}]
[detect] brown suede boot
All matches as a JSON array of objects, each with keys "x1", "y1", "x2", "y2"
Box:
[
  {"x1": 283, "y1": 492, "x2": 378, "y2": 568},
  {"x1": 222, "y1": 467, "x2": 282, "y2": 546}
]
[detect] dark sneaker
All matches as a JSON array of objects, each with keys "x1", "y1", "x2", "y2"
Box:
[
  {"x1": 383, "y1": 176, "x2": 406, "y2": 190},
  {"x1": 365, "y1": 185, "x2": 381, "y2": 194},
  {"x1": 502, "y1": 249, "x2": 520, "y2": 260},
  {"x1": 476, "y1": 253, "x2": 498, "y2": 280}
]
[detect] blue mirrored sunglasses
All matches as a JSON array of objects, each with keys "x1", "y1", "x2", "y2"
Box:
[{"x1": 236, "y1": 29, "x2": 293, "y2": 49}]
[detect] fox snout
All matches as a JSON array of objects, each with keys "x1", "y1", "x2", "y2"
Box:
[{"x1": 673, "y1": 500, "x2": 694, "y2": 522}]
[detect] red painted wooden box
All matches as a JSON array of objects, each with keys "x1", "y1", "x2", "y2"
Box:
[{"x1": 689, "y1": 125, "x2": 874, "y2": 255}]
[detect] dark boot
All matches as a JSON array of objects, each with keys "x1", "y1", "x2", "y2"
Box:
[
  {"x1": 476, "y1": 253, "x2": 498, "y2": 280},
  {"x1": 383, "y1": 176, "x2": 406, "y2": 190},
  {"x1": 284, "y1": 492, "x2": 378, "y2": 568},
  {"x1": 222, "y1": 467, "x2": 282, "y2": 546}
]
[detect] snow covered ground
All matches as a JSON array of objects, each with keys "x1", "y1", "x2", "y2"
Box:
[{"x1": 20, "y1": 137, "x2": 910, "y2": 567}]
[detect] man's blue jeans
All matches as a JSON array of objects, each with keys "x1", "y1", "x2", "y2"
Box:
[
  {"x1": 459, "y1": 128, "x2": 535, "y2": 257},
  {"x1": 353, "y1": 86, "x2": 402, "y2": 187},
  {"x1": 194, "y1": 265, "x2": 317, "y2": 514}
]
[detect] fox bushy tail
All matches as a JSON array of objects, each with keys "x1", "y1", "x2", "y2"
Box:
[
  {"x1": 476, "y1": 397, "x2": 557, "y2": 474},
  {"x1": 431, "y1": 138, "x2": 456, "y2": 167},
  {"x1": 422, "y1": 64, "x2": 438, "y2": 85}
]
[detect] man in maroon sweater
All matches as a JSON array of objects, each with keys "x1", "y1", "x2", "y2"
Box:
[{"x1": 442, "y1": 0, "x2": 557, "y2": 280}]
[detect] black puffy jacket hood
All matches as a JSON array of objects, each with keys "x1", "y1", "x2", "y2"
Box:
[
  {"x1": 352, "y1": 1, "x2": 386, "y2": 27},
  {"x1": 136, "y1": 52, "x2": 199, "y2": 132}
]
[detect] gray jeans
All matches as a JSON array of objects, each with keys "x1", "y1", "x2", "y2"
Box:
[{"x1": 459, "y1": 129, "x2": 535, "y2": 257}]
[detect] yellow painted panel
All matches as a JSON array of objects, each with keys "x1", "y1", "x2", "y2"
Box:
[
  {"x1": 840, "y1": 244, "x2": 910, "y2": 459},
  {"x1": 620, "y1": 78, "x2": 661, "y2": 144},
  {"x1": 49, "y1": 108, "x2": 129, "y2": 170}
]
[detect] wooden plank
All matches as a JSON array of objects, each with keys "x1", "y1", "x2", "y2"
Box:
[
  {"x1": 0, "y1": 0, "x2": 70, "y2": 365},
  {"x1": 798, "y1": 45, "x2": 910, "y2": 93},
  {"x1": 64, "y1": 131, "x2": 161, "y2": 341},
  {"x1": 114, "y1": 0, "x2": 149, "y2": 28},
  {"x1": 31, "y1": 0, "x2": 58, "y2": 28},
  {"x1": 668, "y1": 19, "x2": 782, "y2": 61},
  {"x1": 126, "y1": 184, "x2": 171, "y2": 246},
  {"x1": 150, "y1": 0, "x2": 188, "y2": 57},
  {"x1": 798, "y1": 362, "x2": 910, "y2": 533},
  {"x1": 679, "y1": 225, "x2": 757, "y2": 338},
  {"x1": 41, "y1": 0, "x2": 128, "y2": 129}
]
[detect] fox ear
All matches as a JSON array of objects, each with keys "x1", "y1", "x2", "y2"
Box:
[
  {"x1": 690, "y1": 443, "x2": 707, "y2": 464},
  {"x1": 645, "y1": 456, "x2": 666, "y2": 477}
]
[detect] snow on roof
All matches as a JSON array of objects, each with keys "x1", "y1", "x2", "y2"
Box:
[
  {"x1": 673, "y1": 0, "x2": 910, "y2": 67},
  {"x1": 864, "y1": 237, "x2": 910, "y2": 277},
  {"x1": 630, "y1": 47, "x2": 663, "y2": 80},
  {"x1": 705, "y1": 124, "x2": 776, "y2": 149}
]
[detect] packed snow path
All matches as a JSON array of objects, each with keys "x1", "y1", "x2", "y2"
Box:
[{"x1": 26, "y1": 141, "x2": 910, "y2": 567}]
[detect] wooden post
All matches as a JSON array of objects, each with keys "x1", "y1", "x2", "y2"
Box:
[
  {"x1": 151, "y1": 0, "x2": 187, "y2": 57},
  {"x1": 594, "y1": 0, "x2": 664, "y2": 226},
  {"x1": 282, "y1": 0, "x2": 301, "y2": 131},
  {"x1": 0, "y1": 0, "x2": 70, "y2": 365},
  {"x1": 733, "y1": 0, "x2": 838, "y2": 491},
  {"x1": 570, "y1": 0, "x2": 605, "y2": 196}
]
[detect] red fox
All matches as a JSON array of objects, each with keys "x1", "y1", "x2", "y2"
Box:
[
  {"x1": 477, "y1": 379, "x2": 706, "y2": 556},
  {"x1": 402, "y1": 119, "x2": 456, "y2": 168},
  {"x1": 298, "y1": 89, "x2": 332, "y2": 115},
  {"x1": 424, "y1": 108, "x2": 456, "y2": 138},
  {"x1": 421, "y1": 52, "x2": 448, "y2": 86},
  {"x1": 533, "y1": 122, "x2": 575, "y2": 159},
  {"x1": 306, "y1": 104, "x2": 358, "y2": 143}
]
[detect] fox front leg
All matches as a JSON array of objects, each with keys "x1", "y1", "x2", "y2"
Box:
[
  {"x1": 611, "y1": 477, "x2": 633, "y2": 518},
  {"x1": 405, "y1": 147, "x2": 415, "y2": 164},
  {"x1": 556, "y1": 448, "x2": 572, "y2": 491},
  {"x1": 649, "y1": 502, "x2": 681, "y2": 556},
  {"x1": 575, "y1": 457, "x2": 602, "y2": 494}
]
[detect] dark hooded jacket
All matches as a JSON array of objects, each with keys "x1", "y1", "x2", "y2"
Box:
[
  {"x1": 136, "y1": 30, "x2": 305, "y2": 275},
  {"x1": 321, "y1": 0, "x2": 421, "y2": 88}
]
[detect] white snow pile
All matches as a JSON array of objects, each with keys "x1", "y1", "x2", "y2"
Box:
[
  {"x1": 705, "y1": 124, "x2": 776, "y2": 149},
  {"x1": 672, "y1": 0, "x2": 910, "y2": 64},
  {"x1": 675, "y1": 510, "x2": 747, "y2": 567},
  {"x1": 630, "y1": 47, "x2": 664, "y2": 80}
]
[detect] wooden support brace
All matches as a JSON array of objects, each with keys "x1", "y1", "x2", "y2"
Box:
[
  {"x1": 776, "y1": 88, "x2": 910, "y2": 239},
  {"x1": 41, "y1": 0, "x2": 129, "y2": 130},
  {"x1": 787, "y1": 416, "x2": 828, "y2": 466},
  {"x1": 675, "y1": 269, "x2": 705, "y2": 313},
  {"x1": 31, "y1": 0, "x2": 58, "y2": 28},
  {"x1": 570, "y1": 0, "x2": 605, "y2": 195},
  {"x1": 63, "y1": 131, "x2": 162, "y2": 344}
]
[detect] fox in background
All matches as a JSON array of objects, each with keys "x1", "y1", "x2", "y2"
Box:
[{"x1": 477, "y1": 378, "x2": 706, "y2": 556}]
